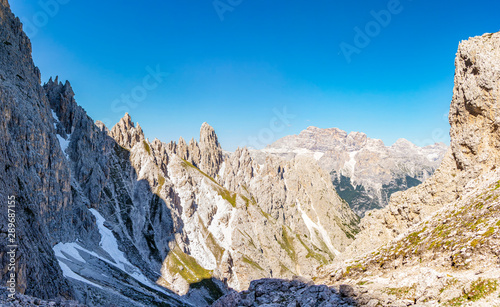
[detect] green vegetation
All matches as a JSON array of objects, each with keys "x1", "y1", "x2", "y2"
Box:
[
  {"x1": 296, "y1": 234, "x2": 328, "y2": 265},
  {"x1": 277, "y1": 226, "x2": 297, "y2": 263},
  {"x1": 199, "y1": 217, "x2": 225, "y2": 263},
  {"x1": 156, "y1": 175, "x2": 165, "y2": 194},
  {"x1": 483, "y1": 226, "x2": 495, "y2": 237},
  {"x1": 343, "y1": 263, "x2": 367, "y2": 277},
  {"x1": 181, "y1": 158, "x2": 238, "y2": 207},
  {"x1": 238, "y1": 229, "x2": 257, "y2": 250},
  {"x1": 143, "y1": 140, "x2": 151, "y2": 155},
  {"x1": 385, "y1": 284, "x2": 417, "y2": 299},
  {"x1": 217, "y1": 187, "x2": 237, "y2": 208},
  {"x1": 241, "y1": 255, "x2": 264, "y2": 271},
  {"x1": 447, "y1": 278, "x2": 498, "y2": 306},
  {"x1": 164, "y1": 246, "x2": 212, "y2": 284}
]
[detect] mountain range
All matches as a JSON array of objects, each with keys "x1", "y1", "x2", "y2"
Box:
[
  {"x1": 253, "y1": 127, "x2": 447, "y2": 216},
  {"x1": 1, "y1": 0, "x2": 500, "y2": 306}
]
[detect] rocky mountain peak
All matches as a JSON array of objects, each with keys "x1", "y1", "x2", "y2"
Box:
[
  {"x1": 109, "y1": 113, "x2": 145, "y2": 149},
  {"x1": 199, "y1": 122, "x2": 223, "y2": 178}
]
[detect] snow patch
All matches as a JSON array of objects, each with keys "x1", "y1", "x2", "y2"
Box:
[
  {"x1": 51, "y1": 109, "x2": 71, "y2": 159},
  {"x1": 344, "y1": 151, "x2": 358, "y2": 180},
  {"x1": 314, "y1": 152, "x2": 324, "y2": 161},
  {"x1": 297, "y1": 200, "x2": 340, "y2": 256}
]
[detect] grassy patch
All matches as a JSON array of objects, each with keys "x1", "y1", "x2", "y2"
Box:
[
  {"x1": 385, "y1": 284, "x2": 417, "y2": 299},
  {"x1": 217, "y1": 187, "x2": 237, "y2": 208},
  {"x1": 241, "y1": 255, "x2": 264, "y2": 271},
  {"x1": 482, "y1": 227, "x2": 495, "y2": 237},
  {"x1": 156, "y1": 175, "x2": 165, "y2": 194},
  {"x1": 447, "y1": 278, "x2": 498, "y2": 306},
  {"x1": 296, "y1": 234, "x2": 328, "y2": 265},
  {"x1": 181, "y1": 158, "x2": 237, "y2": 207},
  {"x1": 277, "y1": 226, "x2": 297, "y2": 263},
  {"x1": 199, "y1": 217, "x2": 225, "y2": 263},
  {"x1": 143, "y1": 140, "x2": 151, "y2": 155},
  {"x1": 164, "y1": 246, "x2": 212, "y2": 284}
]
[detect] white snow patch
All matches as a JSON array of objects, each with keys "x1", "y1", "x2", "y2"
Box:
[
  {"x1": 58, "y1": 260, "x2": 103, "y2": 289},
  {"x1": 297, "y1": 200, "x2": 340, "y2": 256},
  {"x1": 51, "y1": 109, "x2": 71, "y2": 159},
  {"x1": 343, "y1": 151, "x2": 358, "y2": 181},
  {"x1": 314, "y1": 152, "x2": 324, "y2": 161},
  {"x1": 426, "y1": 153, "x2": 440, "y2": 162},
  {"x1": 88, "y1": 209, "x2": 165, "y2": 289},
  {"x1": 53, "y1": 242, "x2": 87, "y2": 263},
  {"x1": 51, "y1": 110, "x2": 59, "y2": 130}
]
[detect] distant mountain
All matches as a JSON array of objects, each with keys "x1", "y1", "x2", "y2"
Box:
[{"x1": 251, "y1": 127, "x2": 447, "y2": 217}]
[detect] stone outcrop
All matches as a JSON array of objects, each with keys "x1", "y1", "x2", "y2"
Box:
[
  {"x1": 212, "y1": 278, "x2": 356, "y2": 307},
  {"x1": 109, "y1": 112, "x2": 145, "y2": 149},
  {"x1": 199, "y1": 122, "x2": 223, "y2": 178}
]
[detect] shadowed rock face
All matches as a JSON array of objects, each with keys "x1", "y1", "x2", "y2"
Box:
[
  {"x1": 212, "y1": 278, "x2": 358, "y2": 307},
  {"x1": 0, "y1": 0, "x2": 97, "y2": 300}
]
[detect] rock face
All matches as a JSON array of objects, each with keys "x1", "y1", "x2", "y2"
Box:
[
  {"x1": 258, "y1": 127, "x2": 447, "y2": 216},
  {"x1": 0, "y1": 287, "x2": 86, "y2": 307},
  {"x1": 0, "y1": 0, "x2": 96, "y2": 300},
  {"x1": 307, "y1": 31, "x2": 500, "y2": 306}
]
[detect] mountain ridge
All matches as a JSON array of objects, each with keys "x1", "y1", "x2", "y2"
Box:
[{"x1": 254, "y1": 125, "x2": 447, "y2": 216}]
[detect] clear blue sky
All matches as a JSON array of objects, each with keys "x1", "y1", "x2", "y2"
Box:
[{"x1": 9, "y1": 0, "x2": 500, "y2": 151}]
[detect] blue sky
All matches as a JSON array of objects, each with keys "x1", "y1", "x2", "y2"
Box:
[{"x1": 9, "y1": 0, "x2": 500, "y2": 150}]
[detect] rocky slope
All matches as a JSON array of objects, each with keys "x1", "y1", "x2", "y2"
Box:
[
  {"x1": 0, "y1": 1, "x2": 360, "y2": 305},
  {"x1": 258, "y1": 127, "x2": 447, "y2": 217}
]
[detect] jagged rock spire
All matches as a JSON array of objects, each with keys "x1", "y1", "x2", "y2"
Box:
[
  {"x1": 199, "y1": 122, "x2": 223, "y2": 178},
  {"x1": 109, "y1": 113, "x2": 145, "y2": 149}
]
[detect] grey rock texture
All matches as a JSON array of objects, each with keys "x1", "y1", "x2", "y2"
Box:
[
  {"x1": 212, "y1": 278, "x2": 356, "y2": 307},
  {"x1": 213, "y1": 31, "x2": 500, "y2": 307},
  {"x1": 0, "y1": 287, "x2": 87, "y2": 307},
  {"x1": 0, "y1": 0, "x2": 95, "y2": 300},
  {"x1": 258, "y1": 127, "x2": 447, "y2": 217}
]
